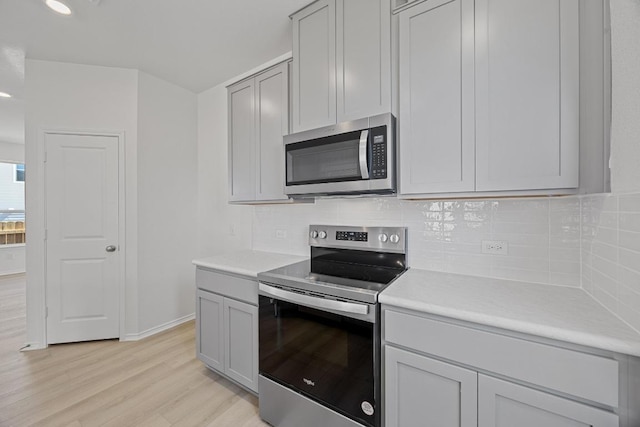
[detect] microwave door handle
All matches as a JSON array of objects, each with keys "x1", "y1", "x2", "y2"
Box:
[
  {"x1": 259, "y1": 283, "x2": 369, "y2": 315},
  {"x1": 359, "y1": 130, "x2": 370, "y2": 180}
]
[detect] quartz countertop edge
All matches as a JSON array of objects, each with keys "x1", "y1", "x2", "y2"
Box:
[
  {"x1": 193, "y1": 250, "x2": 307, "y2": 278},
  {"x1": 380, "y1": 269, "x2": 640, "y2": 358}
]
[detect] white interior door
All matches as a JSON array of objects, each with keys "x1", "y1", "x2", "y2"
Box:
[{"x1": 45, "y1": 132, "x2": 120, "y2": 344}]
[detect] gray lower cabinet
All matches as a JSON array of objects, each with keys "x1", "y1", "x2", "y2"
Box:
[
  {"x1": 382, "y1": 307, "x2": 629, "y2": 427},
  {"x1": 195, "y1": 268, "x2": 259, "y2": 393},
  {"x1": 223, "y1": 298, "x2": 258, "y2": 391},
  {"x1": 478, "y1": 375, "x2": 618, "y2": 427},
  {"x1": 196, "y1": 289, "x2": 224, "y2": 372},
  {"x1": 385, "y1": 346, "x2": 477, "y2": 427}
]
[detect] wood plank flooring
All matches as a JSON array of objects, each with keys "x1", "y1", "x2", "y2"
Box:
[{"x1": 0, "y1": 274, "x2": 269, "y2": 427}]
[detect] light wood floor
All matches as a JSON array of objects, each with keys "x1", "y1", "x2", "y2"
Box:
[{"x1": 0, "y1": 274, "x2": 269, "y2": 427}]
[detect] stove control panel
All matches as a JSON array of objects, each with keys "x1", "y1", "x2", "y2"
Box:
[
  {"x1": 309, "y1": 225, "x2": 407, "y2": 253},
  {"x1": 336, "y1": 231, "x2": 368, "y2": 242}
]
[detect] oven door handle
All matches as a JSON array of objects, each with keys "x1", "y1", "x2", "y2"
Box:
[
  {"x1": 259, "y1": 283, "x2": 369, "y2": 315},
  {"x1": 358, "y1": 130, "x2": 369, "y2": 180}
]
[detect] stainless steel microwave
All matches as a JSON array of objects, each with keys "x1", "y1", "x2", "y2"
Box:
[{"x1": 284, "y1": 113, "x2": 396, "y2": 197}]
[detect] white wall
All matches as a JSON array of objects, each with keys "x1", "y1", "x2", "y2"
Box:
[
  {"x1": 0, "y1": 141, "x2": 24, "y2": 163},
  {"x1": 136, "y1": 72, "x2": 198, "y2": 334},
  {"x1": 25, "y1": 59, "x2": 139, "y2": 347},
  {"x1": 196, "y1": 85, "x2": 252, "y2": 258}
]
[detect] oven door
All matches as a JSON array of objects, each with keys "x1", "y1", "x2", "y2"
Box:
[{"x1": 258, "y1": 283, "x2": 379, "y2": 427}]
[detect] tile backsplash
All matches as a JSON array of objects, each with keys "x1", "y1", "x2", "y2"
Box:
[
  {"x1": 252, "y1": 192, "x2": 640, "y2": 332},
  {"x1": 582, "y1": 192, "x2": 640, "y2": 332},
  {"x1": 252, "y1": 196, "x2": 582, "y2": 287}
]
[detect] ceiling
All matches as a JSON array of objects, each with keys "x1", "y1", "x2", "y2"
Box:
[{"x1": 0, "y1": 0, "x2": 311, "y2": 145}]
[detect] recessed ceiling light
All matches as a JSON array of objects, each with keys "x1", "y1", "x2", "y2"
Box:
[
  {"x1": 0, "y1": 92, "x2": 12, "y2": 98},
  {"x1": 45, "y1": 0, "x2": 72, "y2": 15}
]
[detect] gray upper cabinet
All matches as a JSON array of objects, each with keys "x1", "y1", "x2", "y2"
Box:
[
  {"x1": 228, "y1": 79, "x2": 256, "y2": 202},
  {"x1": 292, "y1": 0, "x2": 336, "y2": 132},
  {"x1": 385, "y1": 345, "x2": 477, "y2": 427},
  {"x1": 475, "y1": 0, "x2": 579, "y2": 191},
  {"x1": 292, "y1": 0, "x2": 391, "y2": 132},
  {"x1": 398, "y1": 0, "x2": 580, "y2": 197},
  {"x1": 398, "y1": 0, "x2": 475, "y2": 195},
  {"x1": 228, "y1": 62, "x2": 289, "y2": 202},
  {"x1": 255, "y1": 65, "x2": 289, "y2": 201},
  {"x1": 478, "y1": 375, "x2": 618, "y2": 427},
  {"x1": 336, "y1": 0, "x2": 391, "y2": 122}
]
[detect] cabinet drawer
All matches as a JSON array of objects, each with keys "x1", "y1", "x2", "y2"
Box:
[
  {"x1": 196, "y1": 268, "x2": 258, "y2": 305},
  {"x1": 384, "y1": 310, "x2": 618, "y2": 407}
]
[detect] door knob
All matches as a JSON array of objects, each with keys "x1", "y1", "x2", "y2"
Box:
[{"x1": 106, "y1": 245, "x2": 117, "y2": 252}]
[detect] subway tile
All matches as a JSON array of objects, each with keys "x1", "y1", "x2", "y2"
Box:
[
  {"x1": 619, "y1": 213, "x2": 640, "y2": 233},
  {"x1": 550, "y1": 260, "x2": 581, "y2": 275},
  {"x1": 549, "y1": 247, "x2": 580, "y2": 263},
  {"x1": 491, "y1": 267, "x2": 550, "y2": 284},
  {"x1": 591, "y1": 269, "x2": 618, "y2": 300},
  {"x1": 591, "y1": 241, "x2": 618, "y2": 263},
  {"x1": 619, "y1": 248, "x2": 640, "y2": 275},
  {"x1": 592, "y1": 225, "x2": 619, "y2": 246},
  {"x1": 619, "y1": 193, "x2": 640, "y2": 213},
  {"x1": 591, "y1": 283, "x2": 619, "y2": 314},
  {"x1": 618, "y1": 304, "x2": 640, "y2": 334},
  {"x1": 592, "y1": 254, "x2": 619, "y2": 281},
  {"x1": 549, "y1": 272, "x2": 581, "y2": 287},
  {"x1": 618, "y1": 265, "x2": 640, "y2": 293},
  {"x1": 619, "y1": 230, "x2": 640, "y2": 253}
]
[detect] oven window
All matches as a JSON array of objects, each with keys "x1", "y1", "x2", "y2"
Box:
[
  {"x1": 259, "y1": 296, "x2": 376, "y2": 427},
  {"x1": 286, "y1": 130, "x2": 365, "y2": 185}
]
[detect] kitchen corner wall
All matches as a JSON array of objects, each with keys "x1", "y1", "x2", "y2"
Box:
[
  {"x1": 582, "y1": 192, "x2": 640, "y2": 333},
  {"x1": 252, "y1": 196, "x2": 582, "y2": 287}
]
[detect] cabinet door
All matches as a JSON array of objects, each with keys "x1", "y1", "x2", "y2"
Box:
[
  {"x1": 478, "y1": 375, "x2": 618, "y2": 427},
  {"x1": 255, "y1": 63, "x2": 289, "y2": 201},
  {"x1": 196, "y1": 289, "x2": 224, "y2": 372},
  {"x1": 292, "y1": 0, "x2": 336, "y2": 132},
  {"x1": 228, "y1": 79, "x2": 256, "y2": 201},
  {"x1": 398, "y1": 0, "x2": 475, "y2": 195},
  {"x1": 223, "y1": 298, "x2": 258, "y2": 392},
  {"x1": 475, "y1": 0, "x2": 579, "y2": 191},
  {"x1": 336, "y1": 0, "x2": 391, "y2": 122},
  {"x1": 385, "y1": 346, "x2": 477, "y2": 427}
]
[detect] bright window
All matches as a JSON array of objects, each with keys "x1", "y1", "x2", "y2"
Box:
[{"x1": 14, "y1": 164, "x2": 25, "y2": 183}]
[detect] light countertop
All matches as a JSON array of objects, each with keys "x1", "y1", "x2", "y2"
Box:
[
  {"x1": 193, "y1": 250, "x2": 306, "y2": 278},
  {"x1": 380, "y1": 269, "x2": 640, "y2": 357}
]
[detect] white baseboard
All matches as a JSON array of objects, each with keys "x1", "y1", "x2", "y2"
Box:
[
  {"x1": 20, "y1": 342, "x2": 47, "y2": 351},
  {"x1": 121, "y1": 313, "x2": 195, "y2": 341}
]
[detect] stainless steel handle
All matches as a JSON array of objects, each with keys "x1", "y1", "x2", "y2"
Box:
[
  {"x1": 359, "y1": 130, "x2": 369, "y2": 180},
  {"x1": 105, "y1": 245, "x2": 117, "y2": 252},
  {"x1": 259, "y1": 283, "x2": 369, "y2": 315}
]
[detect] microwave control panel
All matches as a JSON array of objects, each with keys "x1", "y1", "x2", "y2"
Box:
[{"x1": 370, "y1": 126, "x2": 387, "y2": 179}]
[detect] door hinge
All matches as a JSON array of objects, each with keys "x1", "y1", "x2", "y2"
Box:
[
  {"x1": 44, "y1": 151, "x2": 47, "y2": 163},
  {"x1": 44, "y1": 229, "x2": 48, "y2": 241},
  {"x1": 45, "y1": 306, "x2": 48, "y2": 318}
]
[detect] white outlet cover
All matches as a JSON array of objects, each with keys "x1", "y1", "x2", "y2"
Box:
[{"x1": 482, "y1": 240, "x2": 509, "y2": 255}]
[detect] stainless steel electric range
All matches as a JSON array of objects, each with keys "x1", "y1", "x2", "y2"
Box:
[{"x1": 257, "y1": 225, "x2": 408, "y2": 427}]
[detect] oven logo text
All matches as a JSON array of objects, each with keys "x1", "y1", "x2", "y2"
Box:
[{"x1": 303, "y1": 378, "x2": 315, "y2": 387}]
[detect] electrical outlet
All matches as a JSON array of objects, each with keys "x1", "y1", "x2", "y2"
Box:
[
  {"x1": 482, "y1": 240, "x2": 508, "y2": 255},
  {"x1": 275, "y1": 229, "x2": 287, "y2": 239}
]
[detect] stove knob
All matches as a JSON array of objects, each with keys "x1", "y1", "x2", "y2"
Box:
[
  {"x1": 319, "y1": 230, "x2": 327, "y2": 239},
  {"x1": 310, "y1": 230, "x2": 319, "y2": 239},
  {"x1": 390, "y1": 234, "x2": 400, "y2": 244},
  {"x1": 379, "y1": 233, "x2": 388, "y2": 243}
]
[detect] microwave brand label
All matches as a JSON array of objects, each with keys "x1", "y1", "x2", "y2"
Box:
[
  {"x1": 361, "y1": 401, "x2": 374, "y2": 416},
  {"x1": 303, "y1": 378, "x2": 315, "y2": 387}
]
